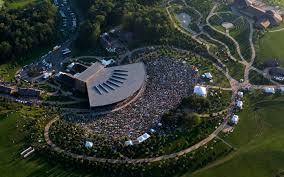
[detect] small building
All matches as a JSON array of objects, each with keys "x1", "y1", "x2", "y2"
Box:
[
  {"x1": 203, "y1": 72, "x2": 213, "y2": 80},
  {"x1": 264, "y1": 87, "x2": 275, "y2": 94},
  {"x1": 264, "y1": 59, "x2": 280, "y2": 68},
  {"x1": 269, "y1": 68, "x2": 284, "y2": 79},
  {"x1": 231, "y1": 115, "x2": 239, "y2": 125},
  {"x1": 67, "y1": 62, "x2": 75, "y2": 70},
  {"x1": 43, "y1": 72, "x2": 52, "y2": 79},
  {"x1": 236, "y1": 100, "x2": 244, "y2": 109},
  {"x1": 137, "y1": 133, "x2": 151, "y2": 143},
  {"x1": 85, "y1": 141, "x2": 93, "y2": 148},
  {"x1": 237, "y1": 91, "x2": 244, "y2": 98},
  {"x1": 194, "y1": 86, "x2": 207, "y2": 97},
  {"x1": 100, "y1": 59, "x2": 115, "y2": 66},
  {"x1": 17, "y1": 88, "x2": 41, "y2": 97}
]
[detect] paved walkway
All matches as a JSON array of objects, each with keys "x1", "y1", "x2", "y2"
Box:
[{"x1": 44, "y1": 117, "x2": 229, "y2": 164}]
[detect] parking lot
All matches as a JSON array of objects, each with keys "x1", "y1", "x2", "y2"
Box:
[{"x1": 17, "y1": 0, "x2": 78, "y2": 83}]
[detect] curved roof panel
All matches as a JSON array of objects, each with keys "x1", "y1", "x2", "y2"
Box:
[{"x1": 83, "y1": 62, "x2": 146, "y2": 108}]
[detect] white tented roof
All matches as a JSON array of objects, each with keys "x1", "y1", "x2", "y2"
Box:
[
  {"x1": 125, "y1": 140, "x2": 133, "y2": 146},
  {"x1": 231, "y1": 115, "x2": 239, "y2": 125},
  {"x1": 237, "y1": 91, "x2": 244, "y2": 97},
  {"x1": 101, "y1": 59, "x2": 115, "y2": 66},
  {"x1": 194, "y1": 86, "x2": 207, "y2": 97},
  {"x1": 137, "y1": 133, "x2": 151, "y2": 143},
  {"x1": 237, "y1": 100, "x2": 243, "y2": 109},
  {"x1": 85, "y1": 141, "x2": 93, "y2": 148},
  {"x1": 264, "y1": 87, "x2": 275, "y2": 94},
  {"x1": 204, "y1": 72, "x2": 213, "y2": 79},
  {"x1": 67, "y1": 62, "x2": 75, "y2": 70}
]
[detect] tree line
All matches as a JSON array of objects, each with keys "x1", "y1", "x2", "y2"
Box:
[{"x1": 0, "y1": 0, "x2": 59, "y2": 64}]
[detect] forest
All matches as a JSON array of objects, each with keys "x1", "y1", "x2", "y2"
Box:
[
  {"x1": 0, "y1": 0, "x2": 58, "y2": 63},
  {"x1": 75, "y1": 0, "x2": 192, "y2": 48}
]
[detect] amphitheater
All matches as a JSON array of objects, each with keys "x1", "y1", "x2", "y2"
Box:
[{"x1": 63, "y1": 57, "x2": 196, "y2": 140}]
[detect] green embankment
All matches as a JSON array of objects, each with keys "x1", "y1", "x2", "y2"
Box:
[
  {"x1": 181, "y1": 93, "x2": 284, "y2": 177},
  {"x1": 0, "y1": 112, "x2": 99, "y2": 177}
]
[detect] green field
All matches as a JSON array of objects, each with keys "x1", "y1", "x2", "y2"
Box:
[
  {"x1": 263, "y1": 0, "x2": 284, "y2": 8},
  {"x1": 257, "y1": 30, "x2": 284, "y2": 67},
  {"x1": 181, "y1": 93, "x2": 284, "y2": 177},
  {"x1": 0, "y1": 111, "x2": 99, "y2": 177}
]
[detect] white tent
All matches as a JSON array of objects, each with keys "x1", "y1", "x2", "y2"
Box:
[
  {"x1": 137, "y1": 133, "x2": 151, "y2": 143},
  {"x1": 85, "y1": 141, "x2": 93, "y2": 148},
  {"x1": 236, "y1": 100, "x2": 243, "y2": 109},
  {"x1": 67, "y1": 62, "x2": 75, "y2": 70},
  {"x1": 237, "y1": 91, "x2": 244, "y2": 98},
  {"x1": 264, "y1": 87, "x2": 275, "y2": 94},
  {"x1": 231, "y1": 115, "x2": 239, "y2": 125},
  {"x1": 280, "y1": 87, "x2": 284, "y2": 93},
  {"x1": 101, "y1": 59, "x2": 115, "y2": 66},
  {"x1": 204, "y1": 72, "x2": 213, "y2": 80},
  {"x1": 125, "y1": 140, "x2": 133, "y2": 146},
  {"x1": 194, "y1": 86, "x2": 207, "y2": 97}
]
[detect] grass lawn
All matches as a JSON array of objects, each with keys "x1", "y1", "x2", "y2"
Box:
[
  {"x1": 180, "y1": 92, "x2": 284, "y2": 177},
  {"x1": 0, "y1": 111, "x2": 101, "y2": 177},
  {"x1": 263, "y1": 0, "x2": 284, "y2": 8},
  {"x1": 257, "y1": 30, "x2": 284, "y2": 67}
]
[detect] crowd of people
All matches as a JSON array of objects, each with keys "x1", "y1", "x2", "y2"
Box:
[{"x1": 66, "y1": 57, "x2": 197, "y2": 140}]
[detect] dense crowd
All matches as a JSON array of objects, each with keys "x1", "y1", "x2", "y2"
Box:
[{"x1": 66, "y1": 57, "x2": 197, "y2": 139}]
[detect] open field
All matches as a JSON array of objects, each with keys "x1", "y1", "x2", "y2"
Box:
[
  {"x1": 181, "y1": 92, "x2": 284, "y2": 177},
  {"x1": 0, "y1": 110, "x2": 99, "y2": 177},
  {"x1": 263, "y1": 0, "x2": 284, "y2": 8},
  {"x1": 257, "y1": 30, "x2": 284, "y2": 67}
]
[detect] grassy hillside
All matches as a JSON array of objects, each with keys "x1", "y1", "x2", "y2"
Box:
[
  {"x1": 0, "y1": 112, "x2": 100, "y2": 177},
  {"x1": 257, "y1": 30, "x2": 284, "y2": 67},
  {"x1": 181, "y1": 93, "x2": 284, "y2": 177},
  {"x1": 263, "y1": 0, "x2": 284, "y2": 8}
]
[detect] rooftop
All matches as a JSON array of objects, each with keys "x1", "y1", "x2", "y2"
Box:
[{"x1": 75, "y1": 62, "x2": 146, "y2": 108}]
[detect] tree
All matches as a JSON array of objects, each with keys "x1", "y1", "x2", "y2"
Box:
[{"x1": 0, "y1": 41, "x2": 12, "y2": 60}]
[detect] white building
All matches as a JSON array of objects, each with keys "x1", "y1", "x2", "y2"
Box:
[
  {"x1": 264, "y1": 87, "x2": 275, "y2": 94},
  {"x1": 85, "y1": 141, "x2": 93, "y2": 148},
  {"x1": 236, "y1": 100, "x2": 243, "y2": 109},
  {"x1": 137, "y1": 133, "x2": 151, "y2": 143},
  {"x1": 231, "y1": 115, "x2": 239, "y2": 125},
  {"x1": 43, "y1": 72, "x2": 52, "y2": 79},
  {"x1": 203, "y1": 72, "x2": 213, "y2": 80},
  {"x1": 101, "y1": 59, "x2": 115, "y2": 66},
  {"x1": 194, "y1": 85, "x2": 207, "y2": 97},
  {"x1": 67, "y1": 62, "x2": 75, "y2": 70},
  {"x1": 237, "y1": 91, "x2": 244, "y2": 98}
]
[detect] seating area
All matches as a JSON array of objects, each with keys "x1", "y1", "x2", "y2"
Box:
[{"x1": 64, "y1": 57, "x2": 196, "y2": 140}]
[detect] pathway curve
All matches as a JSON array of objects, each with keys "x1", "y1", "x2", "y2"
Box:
[{"x1": 44, "y1": 116, "x2": 229, "y2": 164}]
